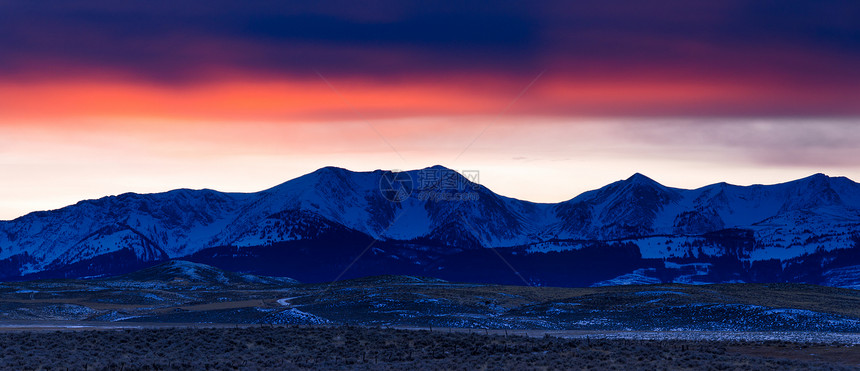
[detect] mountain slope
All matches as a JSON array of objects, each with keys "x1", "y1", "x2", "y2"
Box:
[
  {"x1": 0, "y1": 166, "x2": 858, "y2": 287},
  {"x1": 117, "y1": 260, "x2": 298, "y2": 285}
]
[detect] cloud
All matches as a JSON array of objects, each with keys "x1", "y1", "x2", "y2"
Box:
[
  {"x1": 3, "y1": 116, "x2": 860, "y2": 220},
  {"x1": 0, "y1": 1, "x2": 858, "y2": 119},
  {"x1": 601, "y1": 119, "x2": 860, "y2": 167},
  {"x1": 0, "y1": 1, "x2": 540, "y2": 82}
]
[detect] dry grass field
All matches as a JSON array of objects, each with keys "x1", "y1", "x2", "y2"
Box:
[
  {"x1": 0, "y1": 326, "x2": 857, "y2": 370},
  {"x1": 1, "y1": 263, "x2": 859, "y2": 369},
  {"x1": 2, "y1": 262, "x2": 860, "y2": 332}
]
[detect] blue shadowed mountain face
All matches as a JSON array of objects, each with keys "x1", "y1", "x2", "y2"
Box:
[{"x1": 1, "y1": 166, "x2": 859, "y2": 288}]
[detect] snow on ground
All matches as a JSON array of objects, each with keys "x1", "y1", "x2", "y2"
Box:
[
  {"x1": 276, "y1": 297, "x2": 301, "y2": 307},
  {"x1": 556, "y1": 331, "x2": 860, "y2": 344},
  {"x1": 262, "y1": 308, "x2": 330, "y2": 325}
]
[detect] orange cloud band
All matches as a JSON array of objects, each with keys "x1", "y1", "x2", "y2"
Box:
[{"x1": 1, "y1": 73, "x2": 858, "y2": 124}]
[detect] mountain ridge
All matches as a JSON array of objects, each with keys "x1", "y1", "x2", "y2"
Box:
[{"x1": 0, "y1": 166, "x2": 858, "y2": 287}]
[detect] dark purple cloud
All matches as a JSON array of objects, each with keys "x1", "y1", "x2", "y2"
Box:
[
  {"x1": 0, "y1": 1, "x2": 542, "y2": 81},
  {"x1": 1, "y1": 0, "x2": 858, "y2": 115}
]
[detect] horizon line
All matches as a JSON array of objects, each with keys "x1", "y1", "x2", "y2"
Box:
[{"x1": 2, "y1": 165, "x2": 850, "y2": 222}]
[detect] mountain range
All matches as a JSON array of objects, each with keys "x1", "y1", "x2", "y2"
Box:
[{"x1": 1, "y1": 166, "x2": 858, "y2": 288}]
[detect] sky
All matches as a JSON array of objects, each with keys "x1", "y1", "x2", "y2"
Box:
[{"x1": 1, "y1": 1, "x2": 860, "y2": 220}]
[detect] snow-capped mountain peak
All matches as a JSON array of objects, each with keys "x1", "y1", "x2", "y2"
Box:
[{"x1": 0, "y1": 168, "x2": 858, "y2": 287}]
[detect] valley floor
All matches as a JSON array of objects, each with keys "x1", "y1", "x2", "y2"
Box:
[
  {"x1": 2, "y1": 264, "x2": 860, "y2": 368},
  {"x1": 4, "y1": 273, "x2": 860, "y2": 333},
  {"x1": 0, "y1": 325, "x2": 857, "y2": 370}
]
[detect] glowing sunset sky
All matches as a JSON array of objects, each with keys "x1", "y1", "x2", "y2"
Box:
[{"x1": 1, "y1": 1, "x2": 860, "y2": 219}]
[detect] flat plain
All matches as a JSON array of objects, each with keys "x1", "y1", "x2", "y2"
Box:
[
  {"x1": 1, "y1": 261, "x2": 859, "y2": 369},
  {"x1": 0, "y1": 326, "x2": 858, "y2": 370}
]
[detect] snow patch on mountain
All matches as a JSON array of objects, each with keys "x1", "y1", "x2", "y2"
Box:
[
  {"x1": 591, "y1": 269, "x2": 662, "y2": 286},
  {"x1": 822, "y1": 265, "x2": 860, "y2": 290},
  {"x1": 1, "y1": 166, "x2": 859, "y2": 280}
]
